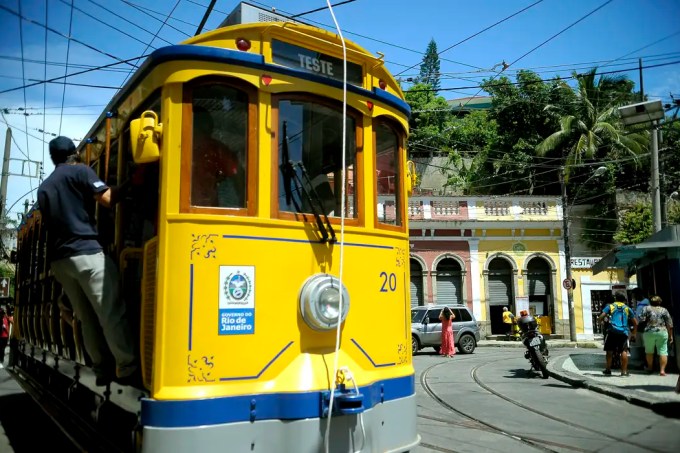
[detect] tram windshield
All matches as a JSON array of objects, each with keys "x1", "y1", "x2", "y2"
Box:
[{"x1": 277, "y1": 100, "x2": 357, "y2": 218}]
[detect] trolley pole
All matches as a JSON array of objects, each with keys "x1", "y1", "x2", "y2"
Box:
[{"x1": 560, "y1": 168, "x2": 577, "y2": 342}]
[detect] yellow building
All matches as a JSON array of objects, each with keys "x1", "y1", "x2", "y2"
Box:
[{"x1": 405, "y1": 195, "x2": 631, "y2": 338}]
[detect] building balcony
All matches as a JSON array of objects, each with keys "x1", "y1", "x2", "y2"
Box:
[{"x1": 401, "y1": 195, "x2": 563, "y2": 229}]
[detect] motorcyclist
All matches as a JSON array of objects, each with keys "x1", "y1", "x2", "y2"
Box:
[{"x1": 518, "y1": 310, "x2": 548, "y2": 356}]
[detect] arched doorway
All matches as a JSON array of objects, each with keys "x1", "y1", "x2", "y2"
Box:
[
  {"x1": 435, "y1": 258, "x2": 463, "y2": 305},
  {"x1": 409, "y1": 258, "x2": 424, "y2": 307},
  {"x1": 488, "y1": 258, "x2": 514, "y2": 334},
  {"x1": 526, "y1": 256, "x2": 551, "y2": 318}
]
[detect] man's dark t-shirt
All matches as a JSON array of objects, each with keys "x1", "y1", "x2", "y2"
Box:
[{"x1": 37, "y1": 163, "x2": 109, "y2": 262}]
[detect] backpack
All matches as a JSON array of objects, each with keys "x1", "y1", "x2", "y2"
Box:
[{"x1": 607, "y1": 303, "x2": 630, "y2": 334}]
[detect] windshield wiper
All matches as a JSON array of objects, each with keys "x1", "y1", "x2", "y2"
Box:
[
  {"x1": 289, "y1": 163, "x2": 332, "y2": 243},
  {"x1": 279, "y1": 122, "x2": 332, "y2": 243},
  {"x1": 280, "y1": 121, "x2": 295, "y2": 206},
  {"x1": 296, "y1": 162, "x2": 336, "y2": 243}
]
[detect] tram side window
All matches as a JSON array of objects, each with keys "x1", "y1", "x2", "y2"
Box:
[
  {"x1": 190, "y1": 84, "x2": 248, "y2": 209},
  {"x1": 375, "y1": 121, "x2": 402, "y2": 226},
  {"x1": 277, "y1": 99, "x2": 357, "y2": 218}
]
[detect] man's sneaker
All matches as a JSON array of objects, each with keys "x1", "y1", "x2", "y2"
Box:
[
  {"x1": 621, "y1": 372, "x2": 631, "y2": 377},
  {"x1": 0, "y1": 363, "x2": 4, "y2": 369},
  {"x1": 603, "y1": 369, "x2": 612, "y2": 375}
]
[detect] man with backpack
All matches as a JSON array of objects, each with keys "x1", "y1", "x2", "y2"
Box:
[{"x1": 598, "y1": 292, "x2": 638, "y2": 377}]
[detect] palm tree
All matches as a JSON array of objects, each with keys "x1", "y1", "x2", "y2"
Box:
[{"x1": 536, "y1": 68, "x2": 647, "y2": 180}]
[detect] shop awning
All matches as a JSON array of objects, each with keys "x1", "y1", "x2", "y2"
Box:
[{"x1": 592, "y1": 240, "x2": 680, "y2": 275}]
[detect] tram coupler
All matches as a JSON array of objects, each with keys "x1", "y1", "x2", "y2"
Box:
[{"x1": 321, "y1": 384, "x2": 365, "y2": 417}]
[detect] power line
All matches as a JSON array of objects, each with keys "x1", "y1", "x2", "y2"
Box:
[
  {"x1": 396, "y1": 0, "x2": 545, "y2": 77},
  {"x1": 406, "y1": 59, "x2": 680, "y2": 94},
  {"x1": 59, "y1": 0, "x2": 75, "y2": 135},
  {"x1": 0, "y1": 4, "x2": 139, "y2": 72},
  {"x1": 119, "y1": 0, "x2": 193, "y2": 37},
  {"x1": 17, "y1": 0, "x2": 33, "y2": 198},
  {"x1": 0, "y1": 55, "x2": 147, "y2": 95},
  {"x1": 119, "y1": 0, "x2": 182, "y2": 88},
  {"x1": 56, "y1": 0, "x2": 163, "y2": 49},
  {"x1": 291, "y1": 0, "x2": 359, "y2": 18}
]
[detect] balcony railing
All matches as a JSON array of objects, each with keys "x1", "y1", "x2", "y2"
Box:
[{"x1": 404, "y1": 196, "x2": 560, "y2": 221}]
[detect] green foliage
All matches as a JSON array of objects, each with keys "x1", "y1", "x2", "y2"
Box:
[
  {"x1": 405, "y1": 82, "x2": 454, "y2": 152},
  {"x1": 418, "y1": 39, "x2": 440, "y2": 93},
  {"x1": 613, "y1": 203, "x2": 653, "y2": 245},
  {"x1": 536, "y1": 68, "x2": 646, "y2": 182},
  {"x1": 0, "y1": 262, "x2": 14, "y2": 299}
]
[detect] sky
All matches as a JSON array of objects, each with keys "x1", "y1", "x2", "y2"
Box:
[{"x1": 0, "y1": 0, "x2": 679, "y2": 224}]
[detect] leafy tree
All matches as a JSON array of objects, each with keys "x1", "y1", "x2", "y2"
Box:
[
  {"x1": 418, "y1": 39, "x2": 441, "y2": 94},
  {"x1": 537, "y1": 68, "x2": 647, "y2": 181},
  {"x1": 405, "y1": 82, "x2": 452, "y2": 154},
  {"x1": 613, "y1": 202, "x2": 653, "y2": 244},
  {"x1": 443, "y1": 111, "x2": 498, "y2": 192},
  {"x1": 461, "y1": 70, "x2": 576, "y2": 195}
]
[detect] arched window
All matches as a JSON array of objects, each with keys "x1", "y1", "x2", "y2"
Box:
[{"x1": 436, "y1": 258, "x2": 463, "y2": 305}]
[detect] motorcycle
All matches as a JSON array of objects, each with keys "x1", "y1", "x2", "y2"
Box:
[{"x1": 518, "y1": 314, "x2": 549, "y2": 379}]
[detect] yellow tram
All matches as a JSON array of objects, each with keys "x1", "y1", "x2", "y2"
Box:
[{"x1": 11, "y1": 3, "x2": 419, "y2": 452}]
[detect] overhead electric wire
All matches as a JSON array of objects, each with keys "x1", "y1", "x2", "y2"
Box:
[
  {"x1": 87, "y1": 0, "x2": 176, "y2": 45},
  {"x1": 120, "y1": 0, "x2": 182, "y2": 88},
  {"x1": 119, "y1": 0, "x2": 193, "y2": 37},
  {"x1": 42, "y1": 0, "x2": 48, "y2": 180},
  {"x1": 59, "y1": 0, "x2": 75, "y2": 135},
  {"x1": 120, "y1": 0, "x2": 196, "y2": 34},
  {"x1": 291, "y1": 0, "x2": 358, "y2": 18},
  {"x1": 439, "y1": 0, "x2": 615, "y2": 118},
  {"x1": 395, "y1": 0, "x2": 545, "y2": 77},
  {"x1": 0, "y1": 54, "x2": 133, "y2": 73},
  {"x1": 600, "y1": 29, "x2": 680, "y2": 70},
  {"x1": 56, "y1": 0, "x2": 164, "y2": 49},
  {"x1": 16, "y1": 0, "x2": 33, "y2": 198},
  {"x1": 0, "y1": 55, "x2": 147, "y2": 95},
  {"x1": 0, "y1": 4, "x2": 139, "y2": 71},
  {"x1": 406, "y1": 59, "x2": 680, "y2": 94},
  {"x1": 246, "y1": 0, "x2": 484, "y2": 71}
]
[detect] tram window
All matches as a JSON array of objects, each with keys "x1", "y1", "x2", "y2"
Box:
[
  {"x1": 190, "y1": 84, "x2": 248, "y2": 209},
  {"x1": 277, "y1": 100, "x2": 357, "y2": 218},
  {"x1": 375, "y1": 121, "x2": 402, "y2": 226}
]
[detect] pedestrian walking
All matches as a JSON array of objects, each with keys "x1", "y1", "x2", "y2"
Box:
[
  {"x1": 639, "y1": 296, "x2": 674, "y2": 376},
  {"x1": 598, "y1": 292, "x2": 637, "y2": 377},
  {"x1": 37, "y1": 136, "x2": 140, "y2": 387},
  {"x1": 439, "y1": 307, "x2": 456, "y2": 358},
  {"x1": 0, "y1": 306, "x2": 11, "y2": 368},
  {"x1": 502, "y1": 307, "x2": 515, "y2": 340}
]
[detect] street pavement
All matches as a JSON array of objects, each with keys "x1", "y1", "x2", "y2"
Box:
[{"x1": 478, "y1": 338, "x2": 680, "y2": 417}]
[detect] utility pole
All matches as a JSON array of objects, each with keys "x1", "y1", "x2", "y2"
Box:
[
  {"x1": 638, "y1": 58, "x2": 644, "y2": 102},
  {"x1": 1, "y1": 128, "x2": 11, "y2": 228},
  {"x1": 651, "y1": 121, "x2": 662, "y2": 232},
  {"x1": 560, "y1": 169, "x2": 577, "y2": 342}
]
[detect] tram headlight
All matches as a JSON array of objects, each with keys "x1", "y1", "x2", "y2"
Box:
[{"x1": 299, "y1": 274, "x2": 349, "y2": 331}]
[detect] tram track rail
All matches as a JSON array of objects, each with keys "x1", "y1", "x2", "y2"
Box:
[
  {"x1": 468, "y1": 360, "x2": 666, "y2": 453},
  {"x1": 418, "y1": 353, "x2": 667, "y2": 453},
  {"x1": 420, "y1": 360, "x2": 562, "y2": 453}
]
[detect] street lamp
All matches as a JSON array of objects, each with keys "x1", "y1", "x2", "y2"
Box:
[
  {"x1": 617, "y1": 100, "x2": 665, "y2": 232},
  {"x1": 561, "y1": 166, "x2": 607, "y2": 342}
]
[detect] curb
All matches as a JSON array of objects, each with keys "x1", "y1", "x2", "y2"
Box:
[
  {"x1": 477, "y1": 341, "x2": 602, "y2": 349},
  {"x1": 547, "y1": 355, "x2": 680, "y2": 418}
]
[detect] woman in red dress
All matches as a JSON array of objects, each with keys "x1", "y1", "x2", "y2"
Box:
[{"x1": 439, "y1": 307, "x2": 456, "y2": 358}]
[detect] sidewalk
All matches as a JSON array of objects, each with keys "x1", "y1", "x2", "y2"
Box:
[{"x1": 477, "y1": 338, "x2": 680, "y2": 417}]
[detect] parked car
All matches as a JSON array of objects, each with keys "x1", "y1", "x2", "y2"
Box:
[{"x1": 411, "y1": 304, "x2": 481, "y2": 355}]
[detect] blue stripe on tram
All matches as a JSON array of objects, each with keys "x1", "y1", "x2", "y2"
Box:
[{"x1": 141, "y1": 374, "x2": 414, "y2": 428}]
